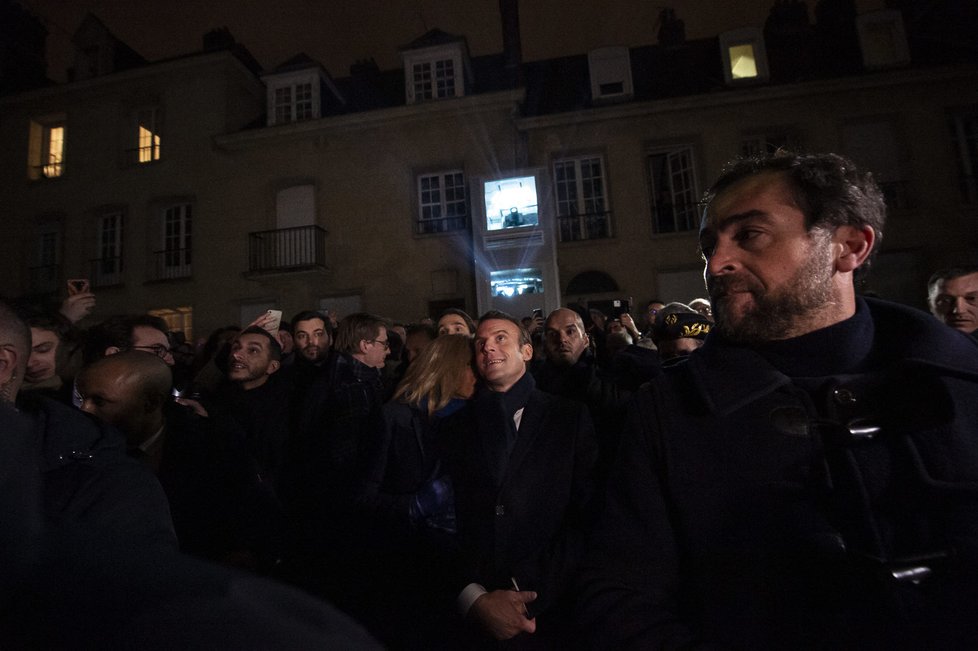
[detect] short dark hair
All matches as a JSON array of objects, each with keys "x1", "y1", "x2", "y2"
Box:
[
  {"x1": 477, "y1": 310, "x2": 531, "y2": 347},
  {"x1": 290, "y1": 310, "x2": 327, "y2": 331},
  {"x1": 334, "y1": 313, "x2": 390, "y2": 355},
  {"x1": 83, "y1": 314, "x2": 170, "y2": 365},
  {"x1": 236, "y1": 326, "x2": 282, "y2": 361},
  {"x1": 703, "y1": 151, "x2": 886, "y2": 270},
  {"x1": 928, "y1": 265, "x2": 978, "y2": 306}
]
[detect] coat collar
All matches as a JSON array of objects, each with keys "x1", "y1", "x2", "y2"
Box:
[{"x1": 683, "y1": 297, "x2": 978, "y2": 417}]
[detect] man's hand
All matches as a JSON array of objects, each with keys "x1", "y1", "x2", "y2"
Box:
[
  {"x1": 174, "y1": 397, "x2": 208, "y2": 418},
  {"x1": 620, "y1": 312, "x2": 642, "y2": 339},
  {"x1": 470, "y1": 589, "x2": 537, "y2": 640},
  {"x1": 60, "y1": 291, "x2": 96, "y2": 324}
]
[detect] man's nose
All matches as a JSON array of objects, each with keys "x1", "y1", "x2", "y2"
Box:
[
  {"x1": 953, "y1": 297, "x2": 967, "y2": 313},
  {"x1": 705, "y1": 239, "x2": 738, "y2": 278}
]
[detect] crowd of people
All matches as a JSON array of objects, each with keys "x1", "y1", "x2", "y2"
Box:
[{"x1": 3, "y1": 150, "x2": 978, "y2": 649}]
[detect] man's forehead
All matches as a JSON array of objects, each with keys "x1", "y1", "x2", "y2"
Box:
[
  {"x1": 235, "y1": 334, "x2": 267, "y2": 348},
  {"x1": 296, "y1": 318, "x2": 326, "y2": 331},
  {"x1": 477, "y1": 319, "x2": 516, "y2": 338},
  {"x1": 701, "y1": 171, "x2": 796, "y2": 232},
  {"x1": 546, "y1": 310, "x2": 582, "y2": 330},
  {"x1": 941, "y1": 272, "x2": 978, "y2": 292},
  {"x1": 132, "y1": 325, "x2": 167, "y2": 345}
]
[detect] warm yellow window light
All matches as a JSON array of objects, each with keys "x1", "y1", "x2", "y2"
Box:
[
  {"x1": 138, "y1": 125, "x2": 160, "y2": 162},
  {"x1": 729, "y1": 44, "x2": 758, "y2": 79},
  {"x1": 44, "y1": 126, "x2": 64, "y2": 177}
]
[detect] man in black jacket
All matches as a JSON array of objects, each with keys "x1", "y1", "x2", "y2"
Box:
[
  {"x1": 444, "y1": 310, "x2": 598, "y2": 648},
  {"x1": 578, "y1": 152, "x2": 978, "y2": 649}
]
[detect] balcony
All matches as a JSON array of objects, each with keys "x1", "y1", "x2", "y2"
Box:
[
  {"x1": 557, "y1": 211, "x2": 612, "y2": 242},
  {"x1": 88, "y1": 256, "x2": 123, "y2": 288},
  {"x1": 27, "y1": 264, "x2": 61, "y2": 295},
  {"x1": 248, "y1": 225, "x2": 326, "y2": 273},
  {"x1": 416, "y1": 215, "x2": 468, "y2": 235},
  {"x1": 151, "y1": 248, "x2": 192, "y2": 281}
]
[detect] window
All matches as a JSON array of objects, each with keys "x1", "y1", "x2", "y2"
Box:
[
  {"x1": 413, "y1": 59, "x2": 456, "y2": 101},
  {"x1": 94, "y1": 211, "x2": 123, "y2": 287},
  {"x1": 29, "y1": 225, "x2": 62, "y2": 294},
  {"x1": 133, "y1": 107, "x2": 161, "y2": 163},
  {"x1": 155, "y1": 203, "x2": 192, "y2": 280},
  {"x1": 554, "y1": 156, "x2": 611, "y2": 241},
  {"x1": 484, "y1": 176, "x2": 539, "y2": 231},
  {"x1": 949, "y1": 109, "x2": 978, "y2": 204},
  {"x1": 648, "y1": 147, "x2": 699, "y2": 234},
  {"x1": 28, "y1": 118, "x2": 65, "y2": 179},
  {"x1": 272, "y1": 82, "x2": 314, "y2": 124},
  {"x1": 149, "y1": 307, "x2": 193, "y2": 341},
  {"x1": 418, "y1": 171, "x2": 468, "y2": 234},
  {"x1": 490, "y1": 268, "x2": 544, "y2": 298},
  {"x1": 587, "y1": 47, "x2": 634, "y2": 102},
  {"x1": 719, "y1": 28, "x2": 769, "y2": 84},
  {"x1": 857, "y1": 10, "x2": 910, "y2": 69}
]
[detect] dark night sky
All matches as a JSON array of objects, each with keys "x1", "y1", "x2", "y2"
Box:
[{"x1": 24, "y1": 0, "x2": 884, "y2": 82}]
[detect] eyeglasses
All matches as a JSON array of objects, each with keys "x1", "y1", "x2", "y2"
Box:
[
  {"x1": 369, "y1": 339, "x2": 390, "y2": 350},
  {"x1": 131, "y1": 344, "x2": 172, "y2": 359}
]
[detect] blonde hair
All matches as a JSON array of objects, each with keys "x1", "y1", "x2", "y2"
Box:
[{"x1": 394, "y1": 334, "x2": 473, "y2": 415}]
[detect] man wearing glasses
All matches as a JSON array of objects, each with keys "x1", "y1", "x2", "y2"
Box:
[{"x1": 83, "y1": 314, "x2": 174, "y2": 366}]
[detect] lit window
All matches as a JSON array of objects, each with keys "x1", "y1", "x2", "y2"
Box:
[
  {"x1": 484, "y1": 176, "x2": 539, "y2": 231},
  {"x1": 149, "y1": 306, "x2": 193, "y2": 341},
  {"x1": 554, "y1": 156, "x2": 611, "y2": 241},
  {"x1": 29, "y1": 119, "x2": 66, "y2": 179},
  {"x1": 728, "y1": 44, "x2": 758, "y2": 79},
  {"x1": 491, "y1": 268, "x2": 544, "y2": 298},
  {"x1": 418, "y1": 171, "x2": 467, "y2": 234},
  {"x1": 648, "y1": 147, "x2": 699, "y2": 234},
  {"x1": 719, "y1": 28, "x2": 769, "y2": 84},
  {"x1": 134, "y1": 107, "x2": 161, "y2": 164}
]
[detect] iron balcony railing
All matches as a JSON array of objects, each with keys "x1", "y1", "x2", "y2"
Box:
[
  {"x1": 88, "y1": 256, "x2": 124, "y2": 288},
  {"x1": 416, "y1": 214, "x2": 468, "y2": 235},
  {"x1": 248, "y1": 225, "x2": 326, "y2": 273},
  {"x1": 151, "y1": 248, "x2": 192, "y2": 280},
  {"x1": 557, "y1": 211, "x2": 613, "y2": 242}
]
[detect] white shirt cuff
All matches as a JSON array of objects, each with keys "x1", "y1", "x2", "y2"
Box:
[{"x1": 457, "y1": 583, "x2": 487, "y2": 616}]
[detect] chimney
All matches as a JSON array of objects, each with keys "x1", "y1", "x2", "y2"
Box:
[{"x1": 499, "y1": 0, "x2": 523, "y2": 82}]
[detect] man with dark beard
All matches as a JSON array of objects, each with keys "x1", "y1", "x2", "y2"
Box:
[{"x1": 577, "y1": 152, "x2": 978, "y2": 650}]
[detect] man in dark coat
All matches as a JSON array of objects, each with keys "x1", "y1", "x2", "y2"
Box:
[
  {"x1": 443, "y1": 310, "x2": 598, "y2": 648},
  {"x1": 578, "y1": 152, "x2": 978, "y2": 649}
]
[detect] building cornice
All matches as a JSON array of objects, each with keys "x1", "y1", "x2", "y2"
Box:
[
  {"x1": 517, "y1": 64, "x2": 978, "y2": 130},
  {"x1": 214, "y1": 88, "x2": 525, "y2": 150}
]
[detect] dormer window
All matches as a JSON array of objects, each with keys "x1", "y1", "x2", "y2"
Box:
[
  {"x1": 262, "y1": 57, "x2": 342, "y2": 127},
  {"x1": 720, "y1": 28, "x2": 769, "y2": 84},
  {"x1": 588, "y1": 47, "x2": 634, "y2": 102},
  {"x1": 400, "y1": 32, "x2": 469, "y2": 104},
  {"x1": 857, "y1": 10, "x2": 910, "y2": 69}
]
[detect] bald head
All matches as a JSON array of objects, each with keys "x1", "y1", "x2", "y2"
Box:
[
  {"x1": 0, "y1": 301, "x2": 31, "y2": 403},
  {"x1": 77, "y1": 351, "x2": 172, "y2": 446},
  {"x1": 544, "y1": 308, "x2": 590, "y2": 367}
]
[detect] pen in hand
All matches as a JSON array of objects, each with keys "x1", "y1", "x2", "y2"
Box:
[{"x1": 510, "y1": 577, "x2": 530, "y2": 618}]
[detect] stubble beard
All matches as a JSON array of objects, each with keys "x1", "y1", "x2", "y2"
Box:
[{"x1": 708, "y1": 239, "x2": 835, "y2": 345}]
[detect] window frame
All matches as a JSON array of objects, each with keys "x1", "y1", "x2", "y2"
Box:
[
  {"x1": 94, "y1": 210, "x2": 124, "y2": 287},
  {"x1": 416, "y1": 170, "x2": 468, "y2": 235},
  {"x1": 647, "y1": 146, "x2": 700, "y2": 236},
  {"x1": 28, "y1": 116, "x2": 66, "y2": 180},
  {"x1": 553, "y1": 155, "x2": 612, "y2": 242}
]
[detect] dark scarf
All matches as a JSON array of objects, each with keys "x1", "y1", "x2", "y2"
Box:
[{"x1": 473, "y1": 371, "x2": 536, "y2": 488}]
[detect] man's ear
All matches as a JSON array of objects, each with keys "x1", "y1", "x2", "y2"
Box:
[
  {"x1": 104, "y1": 346, "x2": 121, "y2": 356},
  {"x1": 0, "y1": 345, "x2": 21, "y2": 387},
  {"x1": 520, "y1": 343, "x2": 533, "y2": 362},
  {"x1": 357, "y1": 339, "x2": 370, "y2": 355},
  {"x1": 266, "y1": 359, "x2": 281, "y2": 376},
  {"x1": 833, "y1": 225, "x2": 875, "y2": 273}
]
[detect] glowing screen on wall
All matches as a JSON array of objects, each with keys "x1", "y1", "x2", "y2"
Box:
[{"x1": 484, "y1": 176, "x2": 539, "y2": 231}]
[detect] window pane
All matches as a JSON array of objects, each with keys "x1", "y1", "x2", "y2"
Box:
[{"x1": 729, "y1": 44, "x2": 758, "y2": 79}]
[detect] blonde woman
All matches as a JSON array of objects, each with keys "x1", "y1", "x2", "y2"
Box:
[{"x1": 356, "y1": 333, "x2": 475, "y2": 647}]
